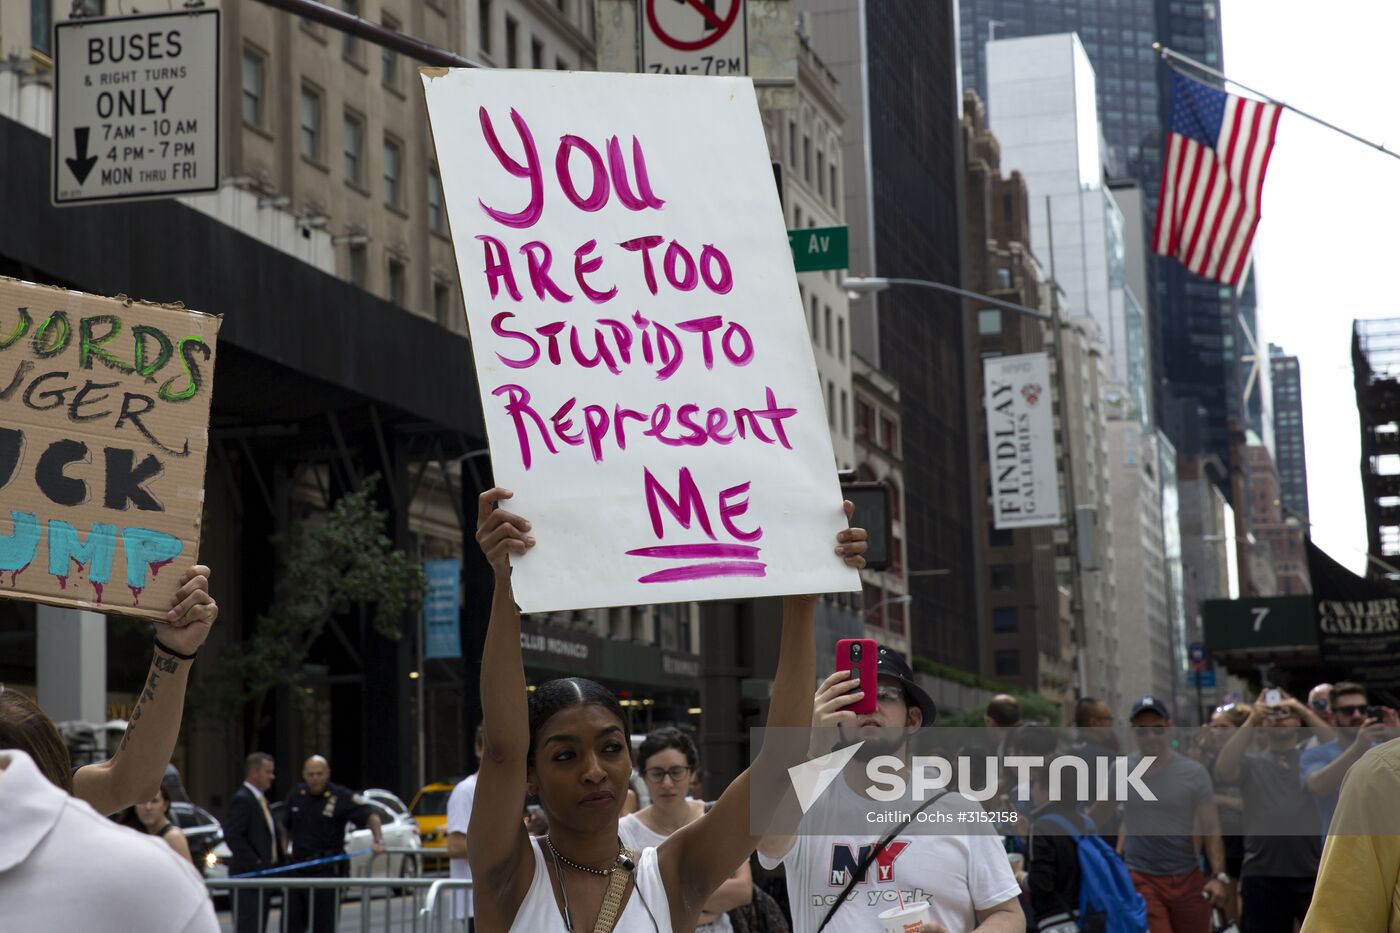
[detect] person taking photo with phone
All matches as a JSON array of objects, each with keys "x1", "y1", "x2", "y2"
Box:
[
  {"x1": 467, "y1": 487, "x2": 867, "y2": 933},
  {"x1": 1299, "y1": 681, "x2": 1398, "y2": 836},
  {"x1": 1213, "y1": 692, "x2": 1329, "y2": 933},
  {"x1": 758, "y1": 645, "x2": 1025, "y2": 933}
]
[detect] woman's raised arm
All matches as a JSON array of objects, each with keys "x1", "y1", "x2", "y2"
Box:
[
  {"x1": 465, "y1": 488, "x2": 537, "y2": 915},
  {"x1": 660, "y1": 504, "x2": 867, "y2": 927}
]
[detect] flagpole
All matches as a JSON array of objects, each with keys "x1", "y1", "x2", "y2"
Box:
[{"x1": 1153, "y1": 43, "x2": 1400, "y2": 163}]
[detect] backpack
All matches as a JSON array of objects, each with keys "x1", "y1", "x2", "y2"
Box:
[{"x1": 1037, "y1": 812, "x2": 1148, "y2": 933}]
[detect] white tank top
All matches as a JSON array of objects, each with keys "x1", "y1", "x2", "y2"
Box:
[
  {"x1": 619, "y1": 813, "x2": 733, "y2": 933},
  {"x1": 509, "y1": 835, "x2": 673, "y2": 933}
]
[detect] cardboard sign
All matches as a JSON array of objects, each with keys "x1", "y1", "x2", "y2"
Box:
[
  {"x1": 983, "y1": 352, "x2": 1060, "y2": 530},
  {"x1": 422, "y1": 70, "x2": 857, "y2": 613},
  {"x1": 0, "y1": 277, "x2": 219, "y2": 619}
]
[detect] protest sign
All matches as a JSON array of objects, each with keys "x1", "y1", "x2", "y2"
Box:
[
  {"x1": 421, "y1": 70, "x2": 858, "y2": 612},
  {"x1": 0, "y1": 277, "x2": 219, "y2": 620}
]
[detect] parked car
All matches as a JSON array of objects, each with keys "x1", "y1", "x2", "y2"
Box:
[
  {"x1": 169, "y1": 801, "x2": 227, "y2": 876},
  {"x1": 348, "y1": 790, "x2": 421, "y2": 878},
  {"x1": 408, "y1": 782, "x2": 456, "y2": 856}
]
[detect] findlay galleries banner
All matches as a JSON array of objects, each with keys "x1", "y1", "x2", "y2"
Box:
[
  {"x1": 983, "y1": 352, "x2": 1059, "y2": 530},
  {"x1": 0, "y1": 278, "x2": 219, "y2": 620},
  {"x1": 422, "y1": 70, "x2": 858, "y2": 613},
  {"x1": 1308, "y1": 539, "x2": 1400, "y2": 687}
]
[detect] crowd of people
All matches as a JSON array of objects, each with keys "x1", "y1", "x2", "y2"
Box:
[{"x1": 4, "y1": 496, "x2": 1400, "y2": 933}]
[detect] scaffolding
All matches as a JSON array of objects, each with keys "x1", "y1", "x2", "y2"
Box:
[{"x1": 1353, "y1": 319, "x2": 1400, "y2": 574}]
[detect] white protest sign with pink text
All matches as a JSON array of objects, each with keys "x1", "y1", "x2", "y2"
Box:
[{"x1": 422, "y1": 69, "x2": 857, "y2": 613}]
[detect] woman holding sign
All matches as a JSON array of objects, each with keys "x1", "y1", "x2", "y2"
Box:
[{"x1": 469, "y1": 487, "x2": 865, "y2": 933}]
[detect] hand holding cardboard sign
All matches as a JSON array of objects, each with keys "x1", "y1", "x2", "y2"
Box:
[{"x1": 152, "y1": 564, "x2": 218, "y2": 657}]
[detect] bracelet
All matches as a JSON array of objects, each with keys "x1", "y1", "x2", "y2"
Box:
[{"x1": 154, "y1": 637, "x2": 198, "y2": 661}]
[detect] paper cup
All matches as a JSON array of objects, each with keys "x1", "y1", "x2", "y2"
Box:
[
  {"x1": 1007, "y1": 852, "x2": 1025, "y2": 871},
  {"x1": 878, "y1": 901, "x2": 931, "y2": 933}
]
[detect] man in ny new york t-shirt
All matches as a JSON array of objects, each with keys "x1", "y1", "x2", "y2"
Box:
[{"x1": 758, "y1": 648, "x2": 1023, "y2": 933}]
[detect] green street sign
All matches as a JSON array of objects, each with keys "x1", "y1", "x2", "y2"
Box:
[{"x1": 788, "y1": 225, "x2": 849, "y2": 273}]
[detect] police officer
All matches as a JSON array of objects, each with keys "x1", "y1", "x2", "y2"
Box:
[{"x1": 282, "y1": 755, "x2": 385, "y2": 933}]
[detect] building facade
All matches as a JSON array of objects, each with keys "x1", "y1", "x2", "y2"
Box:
[
  {"x1": 1270, "y1": 344, "x2": 1310, "y2": 522},
  {"x1": 960, "y1": 92, "x2": 1070, "y2": 702},
  {"x1": 959, "y1": 0, "x2": 1252, "y2": 476},
  {"x1": 984, "y1": 33, "x2": 1152, "y2": 425},
  {"x1": 1353, "y1": 319, "x2": 1400, "y2": 580},
  {"x1": 799, "y1": 0, "x2": 979, "y2": 669},
  {"x1": 1107, "y1": 416, "x2": 1173, "y2": 701},
  {"x1": 853, "y1": 354, "x2": 911, "y2": 660}
]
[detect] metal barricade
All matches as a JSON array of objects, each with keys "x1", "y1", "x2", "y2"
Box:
[
  {"x1": 361, "y1": 847, "x2": 450, "y2": 881},
  {"x1": 207, "y1": 875, "x2": 471, "y2": 933}
]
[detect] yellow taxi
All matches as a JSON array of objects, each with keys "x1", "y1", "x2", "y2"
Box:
[{"x1": 409, "y1": 782, "x2": 457, "y2": 855}]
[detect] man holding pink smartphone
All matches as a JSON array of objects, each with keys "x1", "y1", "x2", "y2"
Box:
[{"x1": 758, "y1": 644, "x2": 1025, "y2": 933}]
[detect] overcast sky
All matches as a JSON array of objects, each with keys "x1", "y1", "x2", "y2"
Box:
[{"x1": 1219, "y1": 1, "x2": 1400, "y2": 575}]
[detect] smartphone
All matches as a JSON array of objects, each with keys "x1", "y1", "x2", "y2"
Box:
[
  {"x1": 1264, "y1": 688, "x2": 1282, "y2": 707},
  {"x1": 838, "y1": 480, "x2": 890, "y2": 571},
  {"x1": 835, "y1": 638, "x2": 879, "y2": 715},
  {"x1": 1367, "y1": 705, "x2": 1386, "y2": 721}
]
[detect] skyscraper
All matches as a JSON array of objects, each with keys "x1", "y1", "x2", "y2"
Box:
[
  {"x1": 959, "y1": 0, "x2": 1253, "y2": 474},
  {"x1": 801, "y1": 0, "x2": 979, "y2": 669},
  {"x1": 1270, "y1": 344, "x2": 1310, "y2": 522}
]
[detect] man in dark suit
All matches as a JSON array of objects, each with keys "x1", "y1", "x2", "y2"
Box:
[{"x1": 225, "y1": 752, "x2": 281, "y2": 933}]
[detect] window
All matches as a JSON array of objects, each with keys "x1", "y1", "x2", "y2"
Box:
[
  {"x1": 989, "y1": 524, "x2": 1014, "y2": 548},
  {"x1": 794, "y1": 205, "x2": 803, "y2": 229},
  {"x1": 888, "y1": 480, "x2": 901, "y2": 520},
  {"x1": 991, "y1": 566, "x2": 1017, "y2": 592},
  {"x1": 388, "y1": 258, "x2": 406, "y2": 306},
  {"x1": 978, "y1": 309, "x2": 1002, "y2": 335},
  {"x1": 348, "y1": 244, "x2": 367, "y2": 288},
  {"x1": 829, "y1": 162, "x2": 838, "y2": 206},
  {"x1": 557, "y1": 57, "x2": 569, "y2": 71},
  {"x1": 505, "y1": 16, "x2": 519, "y2": 67},
  {"x1": 879, "y1": 416, "x2": 898, "y2": 454},
  {"x1": 428, "y1": 169, "x2": 445, "y2": 234},
  {"x1": 788, "y1": 121, "x2": 797, "y2": 169},
  {"x1": 381, "y1": 15, "x2": 401, "y2": 88},
  {"x1": 531, "y1": 37, "x2": 544, "y2": 69},
  {"x1": 856, "y1": 400, "x2": 874, "y2": 439},
  {"x1": 994, "y1": 649, "x2": 1020, "y2": 677},
  {"x1": 826, "y1": 381, "x2": 835, "y2": 428},
  {"x1": 890, "y1": 535, "x2": 903, "y2": 574},
  {"x1": 993, "y1": 607, "x2": 1018, "y2": 633},
  {"x1": 803, "y1": 136, "x2": 812, "y2": 181},
  {"x1": 433, "y1": 282, "x2": 452, "y2": 327},
  {"x1": 342, "y1": 0, "x2": 361, "y2": 60},
  {"x1": 383, "y1": 136, "x2": 403, "y2": 207},
  {"x1": 241, "y1": 49, "x2": 266, "y2": 128},
  {"x1": 824, "y1": 306, "x2": 832, "y2": 351},
  {"x1": 817, "y1": 151, "x2": 826, "y2": 195},
  {"x1": 837, "y1": 318, "x2": 845, "y2": 361},
  {"x1": 299, "y1": 85, "x2": 323, "y2": 160},
  {"x1": 478, "y1": 0, "x2": 493, "y2": 55},
  {"x1": 840, "y1": 389, "x2": 849, "y2": 437},
  {"x1": 809, "y1": 295, "x2": 819, "y2": 344},
  {"x1": 343, "y1": 111, "x2": 364, "y2": 185},
  {"x1": 995, "y1": 266, "x2": 1013, "y2": 289},
  {"x1": 31, "y1": 0, "x2": 53, "y2": 56}
]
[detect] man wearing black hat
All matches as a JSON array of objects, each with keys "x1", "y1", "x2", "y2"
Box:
[
  {"x1": 1120, "y1": 695, "x2": 1227, "y2": 932},
  {"x1": 757, "y1": 646, "x2": 1025, "y2": 933}
]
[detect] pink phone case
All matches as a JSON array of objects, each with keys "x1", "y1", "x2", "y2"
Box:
[{"x1": 835, "y1": 638, "x2": 878, "y2": 715}]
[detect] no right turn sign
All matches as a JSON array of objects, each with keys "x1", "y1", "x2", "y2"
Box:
[{"x1": 640, "y1": 0, "x2": 748, "y2": 76}]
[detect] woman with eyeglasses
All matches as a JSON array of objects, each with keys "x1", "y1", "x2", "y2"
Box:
[{"x1": 620, "y1": 728, "x2": 750, "y2": 932}]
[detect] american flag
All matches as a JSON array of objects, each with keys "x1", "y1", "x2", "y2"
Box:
[{"x1": 1152, "y1": 71, "x2": 1282, "y2": 285}]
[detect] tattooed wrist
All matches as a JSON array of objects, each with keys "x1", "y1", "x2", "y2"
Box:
[{"x1": 153, "y1": 637, "x2": 196, "y2": 663}]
